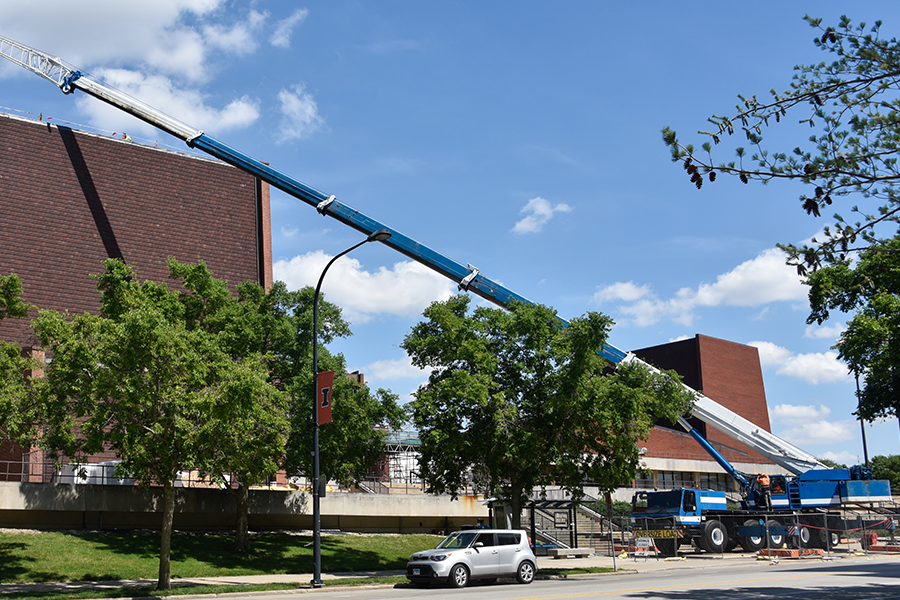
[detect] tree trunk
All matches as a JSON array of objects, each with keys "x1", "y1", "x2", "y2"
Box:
[
  {"x1": 157, "y1": 482, "x2": 175, "y2": 591},
  {"x1": 508, "y1": 483, "x2": 525, "y2": 530},
  {"x1": 234, "y1": 481, "x2": 250, "y2": 552}
]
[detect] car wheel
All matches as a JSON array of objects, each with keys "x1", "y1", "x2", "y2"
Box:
[
  {"x1": 448, "y1": 564, "x2": 469, "y2": 588},
  {"x1": 516, "y1": 560, "x2": 535, "y2": 584}
]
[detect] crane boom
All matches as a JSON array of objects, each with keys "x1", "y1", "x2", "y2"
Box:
[{"x1": 1, "y1": 34, "x2": 826, "y2": 475}]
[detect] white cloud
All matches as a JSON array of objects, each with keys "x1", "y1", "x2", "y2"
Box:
[
  {"x1": 775, "y1": 420, "x2": 856, "y2": 447},
  {"x1": 361, "y1": 357, "x2": 431, "y2": 382},
  {"x1": 0, "y1": 1, "x2": 241, "y2": 81},
  {"x1": 511, "y1": 197, "x2": 572, "y2": 234},
  {"x1": 144, "y1": 28, "x2": 209, "y2": 81},
  {"x1": 593, "y1": 248, "x2": 806, "y2": 326},
  {"x1": 74, "y1": 68, "x2": 259, "y2": 136},
  {"x1": 1, "y1": 2, "x2": 272, "y2": 139},
  {"x1": 749, "y1": 341, "x2": 850, "y2": 385},
  {"x1": 750, "y1": 341, "x2": 796, "y2": 369},
  {"x1": 771, "y1": 403, "x2": 831, "y2": 423},
  {"x1": 769, "y1": 404, "x2": 856, "y2": 448},
  {"x1": 202, "y1": 10, "x2": 267, "y2": 56},
  {"x1": 594, "y1": 281, "x2": 652, "y2": 303},
  {"x1": 276, "y1": 83, "x2": 325, "y2": 142},
  {"x1": 777, "y1": 351, "x2": 850, "y2": 383},
  {"x1": 818, "y1": 450, "x2": 860, "y2": 466},
  {"x1": 804, "y1": 323, "x2": 846, "y2": 340},
  {"x1": 270, "y1": 9, "x2": 309, "y2": 48},
  {"x1": 273, "y1": 251, "x2": 455, "y2": 322},
  {"x1": 694, "y1": 248, "x2": 806, "y2": 306}
]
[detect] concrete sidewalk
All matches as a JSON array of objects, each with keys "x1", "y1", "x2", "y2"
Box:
[{"x1": 1, "y1": 549, "x2": 892, "y2": 596}]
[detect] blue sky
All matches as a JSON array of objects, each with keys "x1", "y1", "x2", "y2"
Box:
[{"x1": 2, "y1": 1, "x2": 898, "y2": 466}]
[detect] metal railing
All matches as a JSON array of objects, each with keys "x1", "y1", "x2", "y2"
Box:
[{"x1": 0, "y1": 458, "x2": 477, "y2": 495}]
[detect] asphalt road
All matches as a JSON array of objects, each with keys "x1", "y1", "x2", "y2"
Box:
[{"x1": 229, "y1": 555, "x2": 900, "y2": 600}]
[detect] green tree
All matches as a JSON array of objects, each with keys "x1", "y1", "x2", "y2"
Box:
[
  {"x1": 163, "y1": 262, "x2": 291, "y2": 553},
  {"x1": 818, "y1": 457, "x2": 848, "y2": 469},
  {"x1": 170, "y1": 268, "x2": 404, "y2": 548},
  {"x1": 402, "y1": 295, "x2": 696, "y2": 528},
  {"x1": 806, "y1": 238, "x2": 900, "y2": 420},
  {"x1": 277, "y1": 283, "x2": 406, "y2": 491},
  {"x1": 25, "y1": 259, "x2": 280, "y2": 590},
  {"x1": 662, "y1": 15, "x2": 900, "y2": 274},
  {"x1": 0, "y1": 273, "x2": 31, "y2": 321},
  {"x1": 0, "y1": 273, "x2": 34, "y2": 436},
  {"x1": 662, "y1": 15, "x2": 900, "y2": 427},
  {"x1": 870, "y1": 454, "x2": 900, "y2": 492}
]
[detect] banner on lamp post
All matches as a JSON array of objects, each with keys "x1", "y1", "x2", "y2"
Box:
[{"x1": 316, "y1": 370, "x2": 335, "y2": 425}]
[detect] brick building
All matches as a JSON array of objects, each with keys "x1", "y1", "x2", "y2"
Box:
[
  {"x1": 0, "y1": 112, "x2": 272, "y2": 479},
  {"x1": 630, "y1": 334, "x2": 777, "y2": 493}
]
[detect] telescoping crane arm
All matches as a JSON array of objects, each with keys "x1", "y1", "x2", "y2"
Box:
[{"x1": 1, "y1": 35, "x2": 826, "y2": 476}]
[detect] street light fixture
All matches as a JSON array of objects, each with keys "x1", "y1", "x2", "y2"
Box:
[{"x1": 310, "y1": 228, "x2": 391, "y2": 587}]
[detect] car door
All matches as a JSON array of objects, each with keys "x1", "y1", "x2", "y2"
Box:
[
  {"x1": 495, "y1": 532, "x2": 524, "y2": 574},
  {"x1": 467, "y1": 532, "x2": 499, "y2": 576}
]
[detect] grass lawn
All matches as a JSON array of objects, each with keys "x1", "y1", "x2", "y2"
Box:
[
  {"x1": 0, "y1": 530, "x2": 618, "y2": 600},
  {"x1": 0, "y1": 530, "x2": 441, "y2": 584}
]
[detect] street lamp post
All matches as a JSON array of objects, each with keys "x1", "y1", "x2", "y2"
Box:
[{"x1": 311, "y1": 228, "x2": 391, "y2": 587}]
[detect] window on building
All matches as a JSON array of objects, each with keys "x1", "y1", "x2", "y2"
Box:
[
  {"x1": 657, "y1": 471, "x2": 693, "y2": 489},
  {"x1": 699, "y1": 472, "x2": 732, "y2": 492}
]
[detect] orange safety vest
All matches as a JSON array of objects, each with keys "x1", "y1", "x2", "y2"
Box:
[{"x1": 758, "y1": 474, "x2": 770, "y2": 486}]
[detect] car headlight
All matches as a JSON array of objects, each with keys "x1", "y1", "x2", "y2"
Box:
[{"x1": 431, "y1": 554, "x2": 450, "y2": 561}]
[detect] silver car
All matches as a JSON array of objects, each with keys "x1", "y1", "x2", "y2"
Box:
[{"x1": 406, "y1": 529, "x2": 537, "y2": 588}]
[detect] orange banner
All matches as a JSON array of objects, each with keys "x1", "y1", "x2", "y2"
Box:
[{"x1": 316, "y1": 370, "x2": 335, "y2": 425}]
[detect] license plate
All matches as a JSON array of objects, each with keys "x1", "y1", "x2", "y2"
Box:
[{"x1": 412, "y1": 568, "x2": 420, "y2": 575}]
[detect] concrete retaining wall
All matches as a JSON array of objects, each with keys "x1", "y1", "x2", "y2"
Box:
[{"x1": 0, "y1": 482, "x2": 488, "y2": 533}]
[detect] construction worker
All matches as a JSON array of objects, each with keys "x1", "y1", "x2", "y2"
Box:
[{"x1": 757, "y1": 473, "x2": 771, "y2": 510}]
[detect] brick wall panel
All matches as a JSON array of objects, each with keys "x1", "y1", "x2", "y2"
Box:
[
  {"x1": 0, "y1": 113, "x2": 273, "y2": 467},
  {"x1": 0, "y1": 114, "x2": 270, "y2": 346},
  {"x1": 635, "y1": 334, "x2": 774, "y2": 465}
]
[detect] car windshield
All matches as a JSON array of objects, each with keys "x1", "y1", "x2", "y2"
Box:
[{"x1": 436, "y1": 531, "x2": 479, "y2": 549}]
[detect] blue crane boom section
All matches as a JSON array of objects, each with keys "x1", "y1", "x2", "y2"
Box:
[{"x1": 192, "y1": 129, "x2": 629, "y2": 369}]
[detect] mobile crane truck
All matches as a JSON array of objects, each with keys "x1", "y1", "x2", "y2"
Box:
[
  {"x1": 1, "y1": 36, "x2": 894, "y2": 556},
  {"x1": 631, "y1": 416, "x2": 894, "y2": 556}
]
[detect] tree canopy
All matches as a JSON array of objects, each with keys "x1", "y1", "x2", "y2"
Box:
[
  {"x1": 662, "y1": 15, "x2": 900, "y2": 425},
  {"x1": 276, "y1": 282, "x2": 405, "y2": 489},
  {"x1": 402, "y1": 295, "x2": 696, "y2": 528},
  {"x1": 162, "y1": 262, "x2": 292, "y2": 552},
  {"x1": 662, "y1": 15, "x2": 900, "y2": 274},
  {"x1": 0, "y1": 273, "x2": 34, "y2": 435},
  {"x1": 23, "y1": 259, "x2": 283, "y2": 590},
  {"x1": 869, "y1": 454, "x2": 900, "y2": 492},
  {"x1": 806, "y1": 237, "x2": 900, "y2": 420},
  {"x1": 0, "y1": 273, "x2": 30, "y2": 321},
  {"x1": 183, "y1": 271, "x2": 405, "y2": 500}
]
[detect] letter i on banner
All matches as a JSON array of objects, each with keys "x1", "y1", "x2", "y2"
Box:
[{"x1": 317, "y1": 370, "x2": 335, "y2": 425}]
